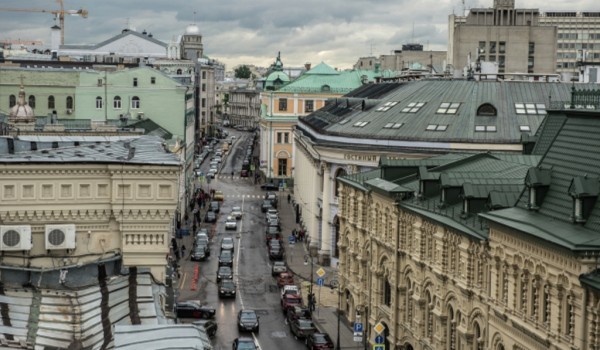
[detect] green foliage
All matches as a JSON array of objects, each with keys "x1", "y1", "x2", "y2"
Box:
[{"x1": 235, "y1": 65, "x2": 252, "y2": 79}]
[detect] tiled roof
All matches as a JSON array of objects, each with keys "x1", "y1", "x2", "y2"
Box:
[{"x1": 0, "y1": 135, "x2": 180, "y2": 166}]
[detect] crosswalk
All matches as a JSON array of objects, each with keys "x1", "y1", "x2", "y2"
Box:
[
  {"x1": 221, "y1": 194, "x2": 271, "y2": 199},
  {"x1": 209, "y1": 175, "x2": 252, "y2": 180}
]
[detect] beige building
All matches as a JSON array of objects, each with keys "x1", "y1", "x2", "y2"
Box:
[
  {"x1": 448, "y1": 0, "x2": 557, "y2": 75},
  {"x1": 354, "y1": 46, "x2": 447, "y2": 72}
]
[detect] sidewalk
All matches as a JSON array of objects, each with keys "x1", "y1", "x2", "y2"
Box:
[{"x1": 278, "y1": 193, "x2": 364, "y2": 350}]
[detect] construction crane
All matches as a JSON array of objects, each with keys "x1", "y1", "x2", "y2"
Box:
[{"x1": 0, "y1": 0, "x2": 88, "y2": 45}]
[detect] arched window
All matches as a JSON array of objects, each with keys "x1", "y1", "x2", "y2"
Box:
[
  {"x1": 176, "y1": 69, "x2": 183, "y2": 75},
  {"x1": 9, "y1": 95, "x2": 16, "y2": 107},
  {"x1": 48, "y1": 95, "x2": 55, "y2": 109},
  {"x1": 447, "y1": 306, "x2": 458, "y2": 350},
  {"x1": 383, "y1": 278, "x2": 392, "y2": 306},
  {"x1": 96, "y1": 96, "x2": 103, "y2": 109},
  {"x1": 66, "y1": 96, "x2": 73, "y2": 109},
  {"x1": 28, "y1": 95, "x2": 36, "y2": 108},
  {"x1": 113, "y1": 96, "x2": 122, "y2": 109},
  {"x1": 321, "y1": 85, "x2": 331, "y2": 92},
  {"x1": 473, "y1": 322, "x2": 483, "y2": 350},
  {"x1": 131, "y1": 96, "x2": 140, "y2": 109},
  {"x1": 477, "y1": 103, "x2": 497, "y2": 116},
  {"x1": 333, "y1": 216, "x2": 340, "y2": 258}
]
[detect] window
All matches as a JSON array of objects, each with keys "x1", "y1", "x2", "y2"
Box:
[
  {"x1": 279, "y1": 99, "x2": 288, "y2": 111},
  {"x1": 321, "y1": 85, "x2": 330, "y2": 92},
  {"x1": 151, "y1": 77, "x2": 156, "y2": 84},
  {"x1": 277, "y1": 132, "x2": 283, "y2": 143},
  {"x1": 437, "y1": 102, "x2": 461, "y2": 114},
  {"x1": 66, "y1": 96, "x2": 73, "y2": 109},
  {"x1": 490, "y1": 41, "x2": 497, "y2": 54},
  {"x1": 201, "y1": 98, "x2": 206, "y2": 108},
  {"x1": 477, "y1": 103, "x2": 497, "y2": 116},
  {"x1": 277, "y1": 158, "x2": 288, "y2": 176},
  {"x1": 176, "y1": 69, "x2": 182, "y2": 75},
  {"x1": 96, "y1": 96, "x2": 103, "y2": 109},
  {"x1": 515, "y1": 103, "x2": 546, "y2": 115},
  {"x1": 48, "y1": 96, "x2": 55, "y2": 109},
  {"x1": 383, "y1": 279, "x2": 392, "y2": 306},
  {"x1": 9, "y1": 95, "x2": 16, "y2": 107},
  {"x1": 479, "y1": 41, "x2": 486, "y2": 54},
  {"x1": 376, "y1": 101, "x2": 399, "y2": 112},
  {"x1": 498, "y1": 55, "x2": 505, "y2": 68},
  {"x1": 97, "y1": 79, "x2": 103, "y2": 87},
  {"x1": 401, "y1": 102, "x2": 425, "y2": 113},
  {"x1": 305, "y1": 100, "x2": 314, "y2": 113},
  {"x1": 202, "y1": 83, "x2": 206, "y2": 92},
  {"x1": 528, "y1": 57, "x2": 535, "y2": 72},
  {"x1": 426, "y1": 124, "x2": 448, "y2": 131},
  {"x1": 475, "y1": 125, "x2": 497, "y2": 132},
  {"x1": 353, "y1": 121, "x2": 369, "y2": 127},
  {"x1": 499, "y1": 41, "x2": 506, "y2": 54},
  {"x1": 383, "y1": 122, "x2": 403, "y2": 129},
  {"x1": 284, "y1": 132, "x2": 289, "y2": 143},
  {"x1": 202, "y1": 71, "x2": 206, "y2": 79},
  {"x1": 339, "y1": 118, "x2": 350, "y2": 125},
  {"x1": 133, "y1": 78, "x2": 138, "y2": 87},
  {"x1": 529, "y1": 42, "x2": 535, "y2": 55},
  {"x1": 131, "y1": 96, "x2": 140, "y2": 109},
  {"x1": 28, "y1": 96, "x2": 36, "y2": 108},
  {"x1": 519, "y1": 125, "x2": 531, "y2": 132},
  {"x1": 113, "y1": 96, "x2": 122, "y2": 109}
]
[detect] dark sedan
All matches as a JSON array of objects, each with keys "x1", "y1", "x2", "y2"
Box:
[
  {"x1": 233, "y1": 336, "x2": 258, "y2": 350},
  {"x1": 260, "y1": 183, "x2": 279, "y2": 191},
  {"x1": 217, "y1": 266, "x2": 233, "y2": 283},
  {"x1": 191, "y1": 245, "x2": 207, "y2": 261},
  {"x1": 306, "y1": 332, "x2": 335, "y2": 349},
  {"x1": 261, "y1": 200, "x2": 273, "y2": 213},
  {"x1": 175, "y1": 301, "x2": 216, "y2": 319},
  {"x1": 289, "y1": 318, "x2": 316, "y2": 339},
  {"x1": 205, "y1": 211, "x2": 217, "y2": 223},
  {"x1": 269, "y1": 246, "x2": 285, "y2": 261},
  {"x1": 219, "y1": 279, "x2": 237, "y2": 298},
  {"x1": 219, "y1": 250, "x2": 234, "y2": 267},
  {"x1": 237, "y1": 309, "x2": 260, "y2": 333}
]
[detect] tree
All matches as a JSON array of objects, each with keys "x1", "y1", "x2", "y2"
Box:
[{"x1": 235, "y1": 65, "x2": 252, "y2": 79}]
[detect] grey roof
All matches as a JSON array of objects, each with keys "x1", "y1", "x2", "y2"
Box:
[
  {"x1": 580, "y1": 270, "x2": 600, "y2": 293},
  {"x1": 0, "y1": 268, "x2": 168, "y2": 349},
  {"x1": 114, "y1": 324, "x2": 212, "y2": 350},
  {"x1": 60, "y1": 30, "x2": 167, "y2": 50},
  {"x1": 298, "y1": 80, "x2": 600, "y2": 152},
  {"x1": 0, "y1": 135, "x2": 180, "y2": 166}
]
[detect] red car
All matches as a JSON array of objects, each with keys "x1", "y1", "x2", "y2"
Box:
[
  {"x1": 276, "y1": 272, "x2": 294, "y2": 288},
  {"x1": 281, "y1": 294, "x2": 303, "y2": 315},
  {"x1": 306, "y1": 332, "x2": 334, "y2": 349},
  {"x1": 240, "y1": 169, "x2": 249, "y2": 177}
]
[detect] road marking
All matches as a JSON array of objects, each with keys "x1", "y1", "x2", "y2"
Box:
[{"x1": 178, "y1": 272, "x2": 187, "y2": 290}]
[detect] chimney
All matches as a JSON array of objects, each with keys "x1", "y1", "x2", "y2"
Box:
[{"x1": 304, "y1": 62, "x2": 311, "y2": 71}]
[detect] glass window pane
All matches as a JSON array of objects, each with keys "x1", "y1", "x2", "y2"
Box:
[
  {"x1": 526, "y1": 109, "x2": 536, "y2": 114},
  {"x1": 451, "y1": 103, "x2": 461, "y2": 108},
  {"x1": 437, "y1": 125, "x2": 448, "y2": 131},
  {"x1": 416, "y1": 103, "x2": 425, "y2": 107},
  {"x1": 408, "y1": 102, "x2": 416, "y2": 107},
  {"x1": 515, "y1": 103, "x2": 525, "y2": 109},
  {"x1": 426, "y1": 125, "x2": 437, "y2": 130},
  {"x1": 447, "y1": 108, "x2": 457, "y2": 114},
  {"x1": 475, "y1": 125, "x2": 485, "y2": 131},
  {"x1": 440, "y1": 103, "x2": 450, "y2": 108},
  {"x1": 525, "y1": 103, "x2": 535, "y2": 109},
  {"x1": 402, "y1": 108, "x2": 411, "y2": 113},
  {"x1": 487, "y1": 125, "x2": 497, "y2": 131},
  {"x1": 516, "y1": 109, "x2": 526, "y2": 114},
  {"x1": 436, "y1": 108, "x2": 446, "y2": 114},
  {"x1": 410, "y1": 108, "x2": 419, "y2": 112},
  {"x1": 536, "y1": 104, "x2": 546, "y2": 109}
]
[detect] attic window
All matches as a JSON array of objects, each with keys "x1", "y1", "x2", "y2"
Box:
[
  {"x1": 520, "y1": 125, "x2": 531, "y2": 132},
  {"x1": 321, "y1": 85, "x2": 331, "y2": 92},
  {"x1": 383, "y1": 122, "x2": 403, "y2": 129},
  {"x1": 426, "y1": 124, "x2": 448, "y2": 131},
  {"x1": 376, "y1": 101, "x2": 399, "y2": 112},
  {"x1": 515, "y1": 103, "x2": 546, "y2": 115},
  {"x1": 339, "y1": 118, "x2": 350, "y2": 125},
  {"x1": 477, "y1": 103, "x2": 497, "y2": 116},
  {"x1": 402, "y1": 102, "x2": 425, "y2": 113},
  {"x1": 475, "y1": 125, "x2": 497, "y2": 132},
  {"x1": 353, "y1": 121, "x2": 369, "y2": 127},
  {"x1": 436, "y1": 102, "x2": 461, "y2": 114}
]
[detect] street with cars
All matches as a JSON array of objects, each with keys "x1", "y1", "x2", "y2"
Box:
[{"x1": 173, "y1": 126, "x2": 336, "y2": 350}]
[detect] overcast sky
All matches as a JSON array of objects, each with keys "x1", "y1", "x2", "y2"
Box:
[{"x1": 0, "y1": 0, "x2": 597, "y2": 71}]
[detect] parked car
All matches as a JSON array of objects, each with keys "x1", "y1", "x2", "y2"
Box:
[
  {"x1": 205, "y1": 211, "x2": 217, "y2": 223},
  {"x1": 261, "y1": 200, "x2": 273, "y2": 213},
  {"x1": 240, "y1": 169, "x2": 249, "y2": 177},
  {"x1": 269, "y1": 246, "x2": 285, "y2": 261},
  {"x1": 213, "y1": 190, "x2": 224, "y2": 201},
  {"x1": 209, "y1": 201, "x2": 220, "y2": 213},
  {"x1": 207, "y1": 168, "x2": 218, "y2": 179},
  {"x1": 175, "y1": 301, "x2": 216, "y2": 319},
  {"x1": 218, "y1": 250, "x2": 234, "y2": 267},
  {"x1": 191, "y1": 245, "x2": 207, "y2": 261},
  {"x1": 237, "y1": 309, "x2": 260, "y2": 333},
  {"x1": 195, "y1": 231, "x2": 209, "y2": 245},
  {"x1": 266, "y1": 193, "x2": 278, "y2": 208},
  {"x1": 271, "y1": 261, "x2": 287, "y2": 276},
  {"x1": 217, "y1": 266, "x2": 233, "y2": 283},
  {"x1": 281, "y1": 285, "x2": 300, "y2": 300},
  {"x1": 192, "y1": 319, "x2": 218, "y2": 337},
  {"x1": 232, "y1": 337, "x2": 258, "y2": 350},
  {"x1": 306, "y1": 332, "x2": 335, "y2": 349},
  {"x1": 276, "y1": 272, "x2": 295, "y2": 288},
  {"x1": 218, "y1": 279, "x2": 236, "y2": 298},
  {"x1": 231, "y1": 206, "x2": 243, "y2": 219},
  {"x1": 225, "y1": 216, "x2": 237, "y2": 230},
  {"x1": 266, "y1": 226, "x2": 282, "y2": 243},
  {"x1": 286, "y1": 305, "x2": 311, "y2": 323},
  {"x1": 261, "y1": 183, "x2": 279, "y2": 191},
  {"x1": 289, "y1": 318, "x2": 316, "y2": 339},
  {"x1": 281, "y1": 294, "x2": 303, "y2": 315},
  {"x1": 221, "y1": 237, "x2": 234, "y2": 252}
]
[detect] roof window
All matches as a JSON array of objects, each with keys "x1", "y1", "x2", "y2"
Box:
[
  {"x1": 401, "y1": 102, "x2": 425, "y2": 113},
  {"x1": 515, "y1": 103, "x2": 546, "y2": 115},
  {"x1": 339, "y1": 118, "x2": 350, "y2": 125},
  {"x1": 475, "y1": 125, "x2": 497, "y2": 132},
  {"x1": 353, "y1": 121, "x2": 369, "y2": 127},
  {"x1": 436, "y1": 102, "x2": 461, "y2": 114},
  {"x1": 383, "y1": 122, "x2": 403, "y2": 129},
  {"x1": 426, "y1": 124, "x2": 448, "y2": 131},
  {"x1": 376, "y1": 101, "x2": 399, "y2": 112},
  {"x1": 519, "y1": 125, "x2": 531, "y2": 132},
  {"x1": 476, "y1": 103, "x2": 497, "y2": 116}
]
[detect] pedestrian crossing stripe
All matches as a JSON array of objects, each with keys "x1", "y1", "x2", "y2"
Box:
[{"x1": 218, "y1": 194, "x2": 267, "y2": 199}]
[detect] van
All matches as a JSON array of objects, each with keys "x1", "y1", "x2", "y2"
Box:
[{"x1": 222, "y1": 143, "x2": 229, "y2": 152}]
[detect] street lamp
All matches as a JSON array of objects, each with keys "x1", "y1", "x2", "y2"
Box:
[
  {"x1": 303, "y1": 254, "x2": 314, "y2": 313},
  {"x1": 330, "y1": 279, "x2": 341, "y2": 350}
]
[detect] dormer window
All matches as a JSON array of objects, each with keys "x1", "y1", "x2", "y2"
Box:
[
  {"x1": 525, "y1": 168, "x2": 552, "y2": 210},
  {"x1": 477, "y1": 103, "x2": 497, "y2": 116},
  {"x1": 568, "y1": 176, "x2": 599, "y2": 223}
]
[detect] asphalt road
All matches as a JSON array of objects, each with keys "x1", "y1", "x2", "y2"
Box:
[{"x1": 177, "y1": 129, "x2": 307, "y2": 350}]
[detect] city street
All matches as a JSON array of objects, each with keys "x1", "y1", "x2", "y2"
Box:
[{"x1": 175, "y1": 128, "x2": 309, "y2": 350}]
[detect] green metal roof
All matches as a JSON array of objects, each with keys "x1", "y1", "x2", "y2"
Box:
[
  {"x1": 304, "y1": 62, "x2": 340, "y2": 75},
  {"x1": 265, "y1": 71, "x2": 290, "y2": 83},
  {"x1": 277, "y1": 64, "x2": 377, "y2": 94}
]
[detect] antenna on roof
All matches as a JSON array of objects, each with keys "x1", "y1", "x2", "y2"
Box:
[
  {"x1": 193, "y1": 10, "x2": 197, "y2": 24},
  {"x1": 462, "y1": 0, "x2": 466, "y2": 16}
]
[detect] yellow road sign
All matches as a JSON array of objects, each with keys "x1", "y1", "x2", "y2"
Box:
[
  {"x1": 374, "y1": 322, "x2": 385, "y2": 334},
  {"x1": 316, "y1": 267, "x2": 326, "y2": 277}
]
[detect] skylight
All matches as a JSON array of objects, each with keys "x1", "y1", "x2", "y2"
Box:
[
  {"x1": 383, "y1": 122, "x2": 403, "y2": 129},
  {"x1": 376, "y1": 101, "x2": 399, "y2": 112},
  {"x1": 353, "y1": 121, "x2": 369, "y2": 127},
  {"x1": 515, "y1": 103, "x2": 546, "y2": 115},
  {"x1": 475, "y1": 125, "x2": 497, "y2": 132},
  {"x1": 339, "y1": 118, "x2": 350, "y2": 125},
  {"x1": 426, "y1": 124, "x2": 448, "y2": 131},
  {"x1": 519, "y1": 125, "x2": 531, "y2": 132},
  {"x1": 436, "y1": 102, "x2": 461, "y2": 114},
  {"x1": 401, "y1": 102, "x2": 425, "y2": 113}
]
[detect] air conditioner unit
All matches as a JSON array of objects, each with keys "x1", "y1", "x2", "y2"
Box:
[
  {"x1": 0, "y1": 225, "x2": 32, "y2": 251},
  {"x1": 45, "y1": 224, "x2": 76, "y2": 250}
]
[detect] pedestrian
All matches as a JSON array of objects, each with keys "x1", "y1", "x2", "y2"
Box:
[
  {"x1": 299, "y1": 229, "x2": 305, "y2": 242},
  {"x1": 231, "y1": 171, "x2": 234, "y2": 178},
  {"x1": 193, "y1": 207, "x2": 200, "y2": 224},
  {"x1": 171, "y1": 238, "x2": 178, "y2": 252},
  {"x1": 309, "y1": 293, "x2": 316, "y2": 311},
  {"x1": 175, "y1": 250, "x2": 180, "y2": 261},
  {"x1": 180, "y1": 245, "x2": 186, "y2": 258},
  {"x1": 287, "y1": 193, "x2": 291, "y2": 204}
]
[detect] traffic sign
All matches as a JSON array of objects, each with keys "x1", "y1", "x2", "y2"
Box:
[
  {"x1": 353, "y1": 323, "x2": 363, "y2": 332},
  {"x1": 375, "y1": 335, "x2": 384, "y2": 344},
  {"x1": 316, "y1": 278, "x2": 325, "y2": 286},
  {"x1": 316, "y1": 267, "x2": 326, "y2": 277},
  {"x1": 373, "y1": 345, "x2": 385, "y2": 350},
  {"x1": 288, "y1": 235, "x2": 296, "y2": 244},
  {"x1": 374, "y1": 322, "x2": 385, "y2": 334},
  {"x1": 353, "y1": 335, "x2": 363, "y2": 342}
]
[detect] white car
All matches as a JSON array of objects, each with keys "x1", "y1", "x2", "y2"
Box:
[
  {"x1": 225, "y1": 216, "x2": 237, "y2": 230},
  {"x1": 231, "y1": 206, "x2": 243, "y2": 220},
  {"x1": 214, "y1": 157, "x2": 222, "y2": 163},
  {"x1": 207, "y1": 168, "x2": 217, "y2": 178}
]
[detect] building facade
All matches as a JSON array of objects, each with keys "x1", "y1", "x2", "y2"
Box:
[
  {"x1": 354, "y1": 45, "x2": 447, "y2": 73},
  {"x1": 227, "y1": 86, "x2": 261, "y2": 128},
  {"x1": 448, "y1": 0, "x2": 557, "y2": 75}
]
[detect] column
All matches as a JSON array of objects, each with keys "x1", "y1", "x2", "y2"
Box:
[
  {"x1": 319, "y1": 162, "x2": 332, "y2": 265},
  {"x1": 309, "y1": 161, "x2": 320, "y2": 256}
]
